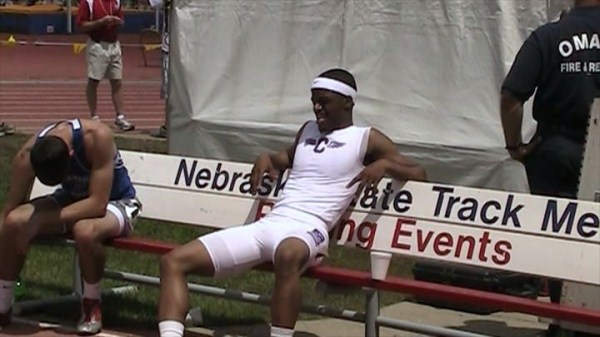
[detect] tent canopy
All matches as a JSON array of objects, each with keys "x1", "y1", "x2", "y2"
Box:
[{"x1": 168, "y1": 0, "x2": 569, "y2": 192}]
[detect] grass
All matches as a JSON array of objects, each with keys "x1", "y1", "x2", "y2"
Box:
[{"x1": 0, "y1": 133, "x2": 415, "y2": 330}]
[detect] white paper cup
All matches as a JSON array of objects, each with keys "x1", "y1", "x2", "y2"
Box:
[
  {"x1": 186, "y1": 307, "x2": 204, "y2": 326},
  {"x1": 370, "y1": 251, "x2": 392, "y2": 281}
]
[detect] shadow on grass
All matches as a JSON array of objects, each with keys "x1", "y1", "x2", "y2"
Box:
[
  {"x1": 212, "y1": 323, "x2": 319, "y2": 337},
  {"x1": 15, "y1": 279, "x2": 268, "y2": 329},
  {"x1": 450, "y1": 319, "x2": 546, "y2": 337},
  {"x1": 14, "y1": 279, "x2": 155, "y2": 328}
]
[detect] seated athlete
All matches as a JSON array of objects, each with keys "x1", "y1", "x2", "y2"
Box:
[
  {"x1": 0, "y1": 118, "x2": 142, "y2": 335},
  {"x1": 156, "y1": 68, "x2": 427, "y2": 337}
]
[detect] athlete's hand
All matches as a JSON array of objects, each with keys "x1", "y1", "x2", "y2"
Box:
[
  {"x1": 347, "y1": 159, "x2": 389, "y2": 198},
  {"x1": 250, "y1": 153, "x2": 279, "y2": 195}
]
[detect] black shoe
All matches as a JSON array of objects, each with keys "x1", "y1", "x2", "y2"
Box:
[
  {"x1": 151, "y1": 125, "x2": 167, "y2": 138},
  {"x1": 545, "y1": 324, "x2": 561, "y2": 337}
]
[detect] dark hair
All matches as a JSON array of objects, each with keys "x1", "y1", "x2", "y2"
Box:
[
  {"x1": 30, "y1": 136, "x2": 70, "y2": 186},
  {"x1": 318, "y1": 68, "x2": 357, "y2": 92}
]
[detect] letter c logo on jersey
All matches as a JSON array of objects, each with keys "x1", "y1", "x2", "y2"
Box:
[{"x1": 314, "y1": 137, "x2": 329, "y2": 153}]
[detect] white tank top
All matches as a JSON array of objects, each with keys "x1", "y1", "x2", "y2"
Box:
[{"x1": 269, "y1": 121, "x2": 371, "y2": 231}]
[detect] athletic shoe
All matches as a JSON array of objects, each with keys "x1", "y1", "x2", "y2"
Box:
[
  {"x1": 150, "y1": 125, "x2": 167, "y2": 138},
  {"x1": 544, "y1": 324, "x2": 561, "y2": 337},
  {"x1": 0, "y1": 308, "x2": 11, "y2": 327},
  {"x1": 0, "y1": 122, "x2": 15, "y2": 135},
  {"x1": 77, "y1": 298, "x2": 102, "y2": 335},
  {"x1": 115, "y1": 117, "x2": 135, "y2": 132}
]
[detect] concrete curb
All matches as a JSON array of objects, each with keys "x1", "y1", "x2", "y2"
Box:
[{"x1": 185, "y1": 301, "x2": 548, "y2": 337}]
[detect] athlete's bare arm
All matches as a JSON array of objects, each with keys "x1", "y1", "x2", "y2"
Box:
[
  {"x1": 0, "y1": 135, "x2": 37, "y2": 221},
  {"x1": 59, "y1": 124, "x2": 115, "y2": 223},
  {"x1": 249, "y1": 121, "x2": 310, "y2": 193},
  {"x1": 348, "y1": 128, "x2": 426, "y2": 192}
]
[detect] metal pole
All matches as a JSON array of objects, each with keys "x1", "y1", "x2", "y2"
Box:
[
  {"x1": 104, "y1": 270, "x2": 366, "y2": 322},
  {"x1": 67, "y1": 0, "x2": 72, "y2": 34},
  {"x1": 13, "y1": 286, "x2": 137, "y2": 315},
  {"x1": 104, "y1": 270, "x2": 489, "y2": 337},
  {"x1": 155, "y1": 6, "x2": 160, "y2": 30},
  {"x1": 364, "y1": 288, "x2": 379, "y2": 337},
  {"x1": 72, "y1": 252, "x2": 82, "y2": 296}
]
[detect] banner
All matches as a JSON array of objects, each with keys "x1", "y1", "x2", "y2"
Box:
[
  {"x1": 333, "y1": 181, "x2": 599, "y2": 286},
  {"x1": 30, "y1": 151, "x2": 599, "y2": 285}
]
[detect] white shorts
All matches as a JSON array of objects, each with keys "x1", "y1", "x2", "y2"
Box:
[
  {"x1": 105, "y1": 198, "x2": 143, "y2": 236},
  {"x1": 45, "y1": 190, "x2": 142, "y2": 237},
  {"x1": 86, "y1": 39, "x2": 123, "y2": 81},
  {"x1": 199, "y1": 214, "x2": 329, "y2": 278}
]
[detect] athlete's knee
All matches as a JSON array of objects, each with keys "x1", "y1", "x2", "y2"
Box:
[
  {"x1": 160, "y1": 252, "x2": 186, "y2": 276},
  {"x1": 1, "y1": 208, "x2": 30, "y2": 234},
  {"x1": 274, "y1": 238, "x2": 309, "y2": 275},
  {"x1": 72, "y1": 220, "x2": 100, "y2": 246},
  {"x1": 160, "y1": 242, "x2": 215, "y2": 277}
]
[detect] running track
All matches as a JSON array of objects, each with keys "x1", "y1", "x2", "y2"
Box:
[
  {"x1": 0, "y1": 80, "x2": 164, "y2": 132},
  {"x1": 0, "y1": 34, "x2": 164, "y2": 134}
]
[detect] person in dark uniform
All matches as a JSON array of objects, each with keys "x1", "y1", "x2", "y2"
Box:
[
  {"x1": 500, "y1": 1, "x2": 600, "y2": 336},
  {"x1": 0, "y1": 119, "x2": 142, "y2": 335}
]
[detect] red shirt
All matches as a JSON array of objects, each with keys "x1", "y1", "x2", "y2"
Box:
[{"x1": 76, "y1": 0, "x2": 123, "y2": 43}]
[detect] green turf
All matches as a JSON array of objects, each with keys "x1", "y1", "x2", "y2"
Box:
[{"x1": 0, "y1": 133, "x2": 414, "y2": 329}]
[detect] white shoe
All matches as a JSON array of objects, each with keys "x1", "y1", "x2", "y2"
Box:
[{"x1": 115, "y1": 117, "x2": 135, "y2": 132}]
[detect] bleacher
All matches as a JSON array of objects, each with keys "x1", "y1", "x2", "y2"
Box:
[{"x1": 0, "y1": 0, "x2": 159, "y2": 34}]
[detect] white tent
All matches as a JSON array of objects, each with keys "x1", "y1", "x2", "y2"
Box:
[{"x1": 167, "y1": 0, "x2": 569, "y2": 192}]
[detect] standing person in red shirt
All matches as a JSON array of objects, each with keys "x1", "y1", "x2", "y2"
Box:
[{"x1": 77, "y1": 0, "x2": 135, "y2": 132}]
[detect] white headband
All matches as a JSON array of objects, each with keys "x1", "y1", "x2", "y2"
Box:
[{"x1": 311, "y1": 77, "x2": 357, "y2": 99}]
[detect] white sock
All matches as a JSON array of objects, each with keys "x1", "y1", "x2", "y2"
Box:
[
  {"x1": 82, "y1": 281, "x2": 101, "y2": 300},
  {"x1": 0, "y1": 280, "x2": 15, "y2": 313},
  {"x1": 158, "y1": 320, "x2": 184, "y2": 337},
  {"x1": 271, "y1": 325, "x2": 295, "y2": 337},
  {"x1": 117, "y1": 114, "x2": 125, "y2": 120}
]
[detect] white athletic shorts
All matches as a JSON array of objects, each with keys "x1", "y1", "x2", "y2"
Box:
[{"x1": 198, "y1": 213, "x2": 329, "y2": 278}]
